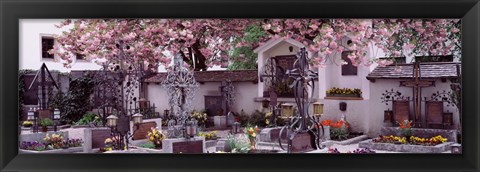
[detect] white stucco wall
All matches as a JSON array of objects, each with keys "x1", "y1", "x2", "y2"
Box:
[
  {"x1": 367, "y1": 79, "x2": 460, "y2": 137},
  {"x1": 19, "y1": 19, "x2": 103, "y2": 72},
  {"x1": 146, "y1": 81, "x2": 261, "y2": 116}
]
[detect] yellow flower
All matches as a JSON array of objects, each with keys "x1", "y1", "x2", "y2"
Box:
[{"x1": 252, "y1": 133, "x2": 256, "y2": 137}]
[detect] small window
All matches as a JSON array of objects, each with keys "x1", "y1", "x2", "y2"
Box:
[
  {"x1": 341, "y1": 51, "x2": 358, "y2": 75},
  {"x1": 41, "y1": 37, "x2": 54, "y2": 59}
]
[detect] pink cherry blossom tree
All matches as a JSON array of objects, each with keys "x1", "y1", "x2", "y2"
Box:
[
  {"x1": 258, "y1": 19, "x2": 461, "y2": 67},
  {"x1": 51, "y1": 19, "x2": 255, "y2": 71}
]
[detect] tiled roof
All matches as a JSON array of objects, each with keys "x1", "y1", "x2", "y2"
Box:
[
  {"x1": 366, "y1": 62, "x2": 461, "y2": 80},
  {"x1": 144, "y1": 70, "x2": 258, "y2": 83}
]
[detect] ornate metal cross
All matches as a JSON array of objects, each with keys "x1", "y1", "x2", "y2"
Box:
[
  {"x1": 220, "y1": 79, "x2": 235, "y2": 115},
  {"x1": 27, "y1": 63, "x2": 59, "y2": 110},
  {"x1": 400, "y1": 62, "x2": 435, "y2": 127},
  {"x1": 279, "y1": 47, "x2": 322, "y2": 153},
  {"x1": 162, "y1": 53, "x2": 199, "y2": 138},
  {"x1": 260, "y1": 57, "x2": 287, "y2": 126}
]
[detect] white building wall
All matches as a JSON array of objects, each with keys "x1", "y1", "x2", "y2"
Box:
[
  {"x1": 19, "y1": 19, "x2": 103, "y2": 72},
  {"x1": 147, "y1": 81, "x2": 261, "y2": 116}
]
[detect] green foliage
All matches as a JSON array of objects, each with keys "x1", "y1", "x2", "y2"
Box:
[
  {"x1": 139, "y1": 142, "x2": 156, "y2": 149},
  {"x1": 274, "y1": 78, "x2": 295, "y2": 97},
  {"x1": 49, "y1": 72, "x2": 95, "y2": 124},
  {"x1": 236, "y1": 110, "x2": 267, "y2": 127},
  {"x1": 39, "y1": 118, "x2": 54, "y2": 127},
  {"x1": 18, "y1": 69, "x2": 36, "y2": 121},
  {"x1": 226, "y1": 134, "x2": 251, "y2": 153},
  {"x1": 330, "y1": 127, "x2": 350, "y2": 141},
  {"x1": 228, "y1": 25, "x2": 267, "y2": 70},
  {"x1": 74, "y1": 112, "x2": 101, "y2": 126}
]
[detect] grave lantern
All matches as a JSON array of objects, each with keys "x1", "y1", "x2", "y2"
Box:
[
  {"x1": 106, "y1": 115, "x2": 119, "y2": 128},
  {"x1": 132, "y1": 113, "x2": 143, "y2": 126},
  {"x1": 53, "y1": 109, "x2": 61, "y2": 120},
  {"x1": 27, "y1": 108, "x2": 35, "y2": 121},
  {"x1": 53, "y1": 108, "x2": 61, "y2": 132},
  {"x1": 451, "y1": 143, "x2": 462, "y2": 154},
  {"x1": 185, "y1": 119, "x2": 197, "y2": 139},
  {"x1": 281, "y1": 103, "x2": 294, "y2": 118},
  {"x1": 232, "y1": 122, "x2": 241, "y2": 134},
  {"x1": 313, "y1": 102, "x2": 324, "y2": 116}
]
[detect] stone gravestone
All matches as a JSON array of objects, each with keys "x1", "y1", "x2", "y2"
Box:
[
  {"x1": 162, "y1": 136, "x2": 206, "y2": 153},
  {"x1": 132, "y1": 121, "x2": 156, "y2": 140},
  {"x1": 290, "y1": 132, "x2": 315, "y2": 153},
  {"x1": 83, "y1": 127, "x2": 111, "y2": 153}
]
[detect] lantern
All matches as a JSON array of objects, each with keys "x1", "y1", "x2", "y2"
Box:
[
  {"x1": 132, "y1": 113, "x2": 143, "y2": 125},
  {"x1": 313, "y1": 102, "x2": 324, "y2": 116},
  {"x1": 232, "y1": 122, "x2": 241, "y2": 134},
  {"x1": 281, "y1": 103, "x2": 294, "y2": 118},
  {"x1": 53, "y1": 109, "x2": 61, "y2": 120},
  {"x1": 27, "y1": 108, "x2": 35, "y2": 121},
  {"x1": 451, "y1": 143, "x2": 461, "y2": 154},
  {"x1": 185, "y1": 119, "x2": 197, "y2": 138},
  {"x1": 106, "y1": 115, "x2": 119, "y2": 128},
  {"x1": 262, "y1": 99, "x2": 270, "y2": 108}
]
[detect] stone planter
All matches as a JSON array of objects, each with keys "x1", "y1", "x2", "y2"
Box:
[
  {"x1": 358, "y1": 139, "x2": 454, "y2": 153},
  {"x1": 326, "y1": 94, "x2": 361, "y2": 98},
  {"x1": 19, "y1": 146, "x2": 83, "y2": 154}
]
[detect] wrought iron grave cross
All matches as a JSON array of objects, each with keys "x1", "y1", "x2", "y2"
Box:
[{"x1": 400, "y1": 62, "x2": 435, "y2": 127}]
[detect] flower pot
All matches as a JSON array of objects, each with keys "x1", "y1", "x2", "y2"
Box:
[{"x1": 41, "y1": 126, "x2": 48, "y2": 132}]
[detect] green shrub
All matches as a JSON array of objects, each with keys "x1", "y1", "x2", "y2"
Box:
[
  {"x1": 74, "y1": 112, "x2": 101, "y2": 126},
  {"x1": 139, "y1": 142, "x2": 156, "y2": 149},
  {"x1": 39, "y1": 118, "x2": 54, "y2": 127},
  {"x1": 330, "y1": 127, "x2": 349, "y2": 141}
]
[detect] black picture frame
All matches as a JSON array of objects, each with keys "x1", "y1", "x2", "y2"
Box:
[{"x1": 1, "y1": 0, "x2": 479, "y2": 172}]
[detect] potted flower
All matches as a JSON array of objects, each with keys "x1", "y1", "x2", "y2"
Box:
[
  {"x1": 22, "y1": 121, "x2": 33, "y2": 128},
  {"x1": 397, "y1": 120, "x2": 413, "y2": 139},
  {"x1": 244, "y1": 126, "x2": 259, "y2": 149},
  {"x1": 39, "y1": 118, "x2": 54, "y2": 132},
  {"x1": 147, "y1": 127, "x2": 165, "y2": 149}
]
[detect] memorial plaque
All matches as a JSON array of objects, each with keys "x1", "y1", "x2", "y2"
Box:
[
  {"x1": 426, "y1": 101, "x2": 443, "y2": 128},
  {"x1": 38, "y1": 109, "x2": 52, "y2": 120},
  {"x1": 172, "y1": 140, "x2": 203, "y2": 153},
  {"x1": 91, "y1": 129, "x2": 112, "y2": 149},
  {"x1": 132, "y1": 121, "x2": 157, "y2": 140},
  {"x1": 291, "y1": 132, "x2": 314, "y2": 153},
  {"x1": 393, "y1": 100, "x2": 410, "y2": 123},
  {"x1": 204, "y1": 96, "x2": 223, "y2": 117}
]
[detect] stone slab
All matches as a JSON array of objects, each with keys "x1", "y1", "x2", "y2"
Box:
[
  {"x1": 20, "y1": 131, "x2": 69, "y2": 143},
  {"x1": 259, "y1": 126, "x2": 330, "y2": 143},
  {"x1": 321, "y1": 135, "x2": 368, "y2": 147},
  {"x1": 19, "y1": 147, "x2": 83, "y2": 154},
  {"x1": 358, "y1": 139, "x2": 454, "y2": 153},
  {"x1": 381, "y1": 127, "x2": 457, "y2": 143},
  {"x1": 162, "y1": 136, "x2": 206, "y2": 154}
]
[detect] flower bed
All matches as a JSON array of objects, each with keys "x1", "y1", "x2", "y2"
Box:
[
  {"x1": 19, "y1": 135, "x2": 83, "y2": 153},
  {"x1": 372, "y1": 135, "x2": 448, "y2": 146}
]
